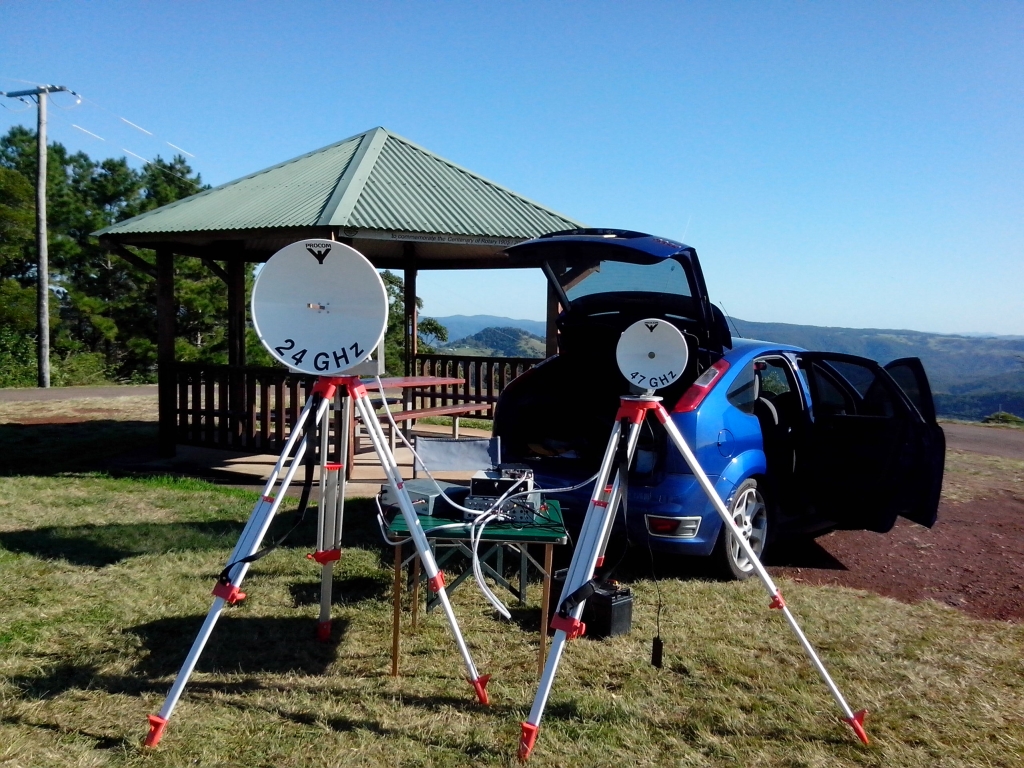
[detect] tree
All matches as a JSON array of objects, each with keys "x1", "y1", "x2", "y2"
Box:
[
  {"x1": 0, "y1": 126, "x2": 445, "y2": 383},
  {"x1": 380, "y1": 270, "x2": 447, "y2": 374},
  {"x1": 0, "y1": 127, "x2": 210, "y2": 382}
]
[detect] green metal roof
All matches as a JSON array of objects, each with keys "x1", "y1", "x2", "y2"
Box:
[{"x1": 95, "y1": 127, "x2": 582, "y2": 240}]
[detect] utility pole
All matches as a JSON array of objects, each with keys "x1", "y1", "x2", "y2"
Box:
[{"x1": 1, "y1": 84, "x2": 69, "y2": 387}]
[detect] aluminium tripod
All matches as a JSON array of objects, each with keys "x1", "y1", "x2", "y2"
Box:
[
  {"x1": 144, "y1": 376, "x2": 489, "y2": 748},
  {"x1": 517, "y1": 395, "x2": 869, "y2": 761}
]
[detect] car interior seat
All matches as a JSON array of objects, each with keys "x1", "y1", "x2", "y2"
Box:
[{"x1": 753, "y1": 370, "x2": 796, "y2": 476}]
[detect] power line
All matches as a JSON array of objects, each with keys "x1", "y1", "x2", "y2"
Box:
[
  {"x1": 35, "y1": 99, "x2": 204, "y2": 191},
  {"x1": 0, "y1": 78, "x2": 198, "y2": 160}
]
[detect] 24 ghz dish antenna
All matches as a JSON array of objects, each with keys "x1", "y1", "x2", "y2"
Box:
[
  {"x1": 143, "y1": 240, "x2": 490, "y2": 749},
  {"x1": 251, "y1": 239, "x2": 387, "y2": 375},
  {"x1": 518, "y1": 317, "x2": 869, "y2": 761}
]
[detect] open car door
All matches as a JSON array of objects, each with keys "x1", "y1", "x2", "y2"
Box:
[
  {"x1": 883, "y1": 357, "x2": 945, "y2": 527},
  {"x1": 796, "y1": 352, "x2": 940, "y2": 532}
]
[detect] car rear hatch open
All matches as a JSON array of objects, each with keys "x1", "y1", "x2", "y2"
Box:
[{"x1": 494, "y1": 229, "x2": 730, "y2": 468}]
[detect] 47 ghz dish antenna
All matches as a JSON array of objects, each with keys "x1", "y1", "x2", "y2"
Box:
[
  {"x1": 251, "y1": 239, "x2": 388, "y2": 375},
  {"x1": 615, "y1": 318, "x2": 688, "y2": 391},
  {"x1": 520, "y1": 315, "x2": 869, "y2": 761}
]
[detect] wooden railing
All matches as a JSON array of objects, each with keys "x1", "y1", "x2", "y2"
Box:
[
  {"x1": 173, "y1": 363, "x2": 344, "y2": 456},
  {"x1": 411, "y1": 353, "x2": 541, "y2": 416},
  {"x1": 173, "y1": 354, "x2": 543, "y2": 454}
]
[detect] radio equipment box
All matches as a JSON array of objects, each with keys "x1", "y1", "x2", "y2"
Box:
[
  {"x1": 463, "y1": 466, "x2": 541, "y2": 523},
  {"x1": 380, "y1": 478, "x2": 463, "y2": 516}
]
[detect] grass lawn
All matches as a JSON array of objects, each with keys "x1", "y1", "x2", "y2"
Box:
[
  {"x1": 0, "y1": 402, "x2": 1022, "y2": 766},
  {"x1": 0, "y1": 476, "x2": 1021, "y2": 767}
]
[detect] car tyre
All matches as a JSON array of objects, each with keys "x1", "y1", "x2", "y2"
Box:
[{"x1": 714, "y1": 478, "x2": 769, "y2": 581}]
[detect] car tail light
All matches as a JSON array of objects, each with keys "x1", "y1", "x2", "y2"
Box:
[
  {"x1": 673, "y1": 359, "x2": 730, "y2": 413},
  {"x1": 647, "y1": 516, "x2": 680, "y2": 534},
  {"x1": 646, "y1": 515, "x2": 702, "y2": 538}
]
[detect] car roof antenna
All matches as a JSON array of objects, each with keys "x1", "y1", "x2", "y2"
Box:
[{"x1": 719, "y1": 301, "x2": 742, "y2": 339}]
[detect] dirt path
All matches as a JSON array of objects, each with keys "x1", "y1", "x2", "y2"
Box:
[
  {"x1": 941, "y1": 420, "x2": 1024, "y2": 460},
  {"x1": 767, "y1": 433, "x2": 1024, "y2": 622},
  {"x1": 0, "y1": 385, "x2": 157, "y2": 402},
  {"x1": 767, "y1": 494, "x2": 1024, "y2": 622}
]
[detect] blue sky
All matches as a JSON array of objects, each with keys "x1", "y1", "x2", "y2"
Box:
[{"x1": 2, "y1": 2, "x2": 1021, "y2": 334}]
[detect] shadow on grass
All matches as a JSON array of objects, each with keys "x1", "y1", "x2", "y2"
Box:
[
  {"x1": 0, "y1": 420, "x2": 158, "y2": 476},
  {"x1": 0, "y1": 713, "x2": 134, "y2": 751},
  {"x1": 0, "y1": 520, "x2": 246, "y2": 567},
  {"x1": 0, "y1": 497, "x2": 389, "y2": 568},
  {"x1": 10, "y1": 615, "x2": 348, "y2": 701},
  {"x1": 280, "y1": 709, "x2": 393, "y2": 736},
  {"x1": 289, "y1": 574, "x2": 391, "y2": 607},
  {"x1": 131, "y1": 614, "x2": 348, "y2": 677}
]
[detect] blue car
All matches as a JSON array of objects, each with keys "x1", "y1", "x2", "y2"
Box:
[{"x1": 493, "y1": 229, "x2": 945, "y2": 579}]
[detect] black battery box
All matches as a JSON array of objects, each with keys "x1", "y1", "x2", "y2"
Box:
[{"x1": 549, "y1": 577, "x2": 633, "y2": 639}]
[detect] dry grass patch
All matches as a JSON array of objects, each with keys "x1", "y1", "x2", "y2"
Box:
[
  {"x1": 0, "y1": 396, "x2": 158, "y2": 425},
  {"x1": 941, "y1": 449, "x2": 1024, "y2": 503}
]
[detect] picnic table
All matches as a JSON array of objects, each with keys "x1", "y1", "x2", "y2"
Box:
[{"x1": 385, "y1": 499, "x2": 568, "y2": 678}]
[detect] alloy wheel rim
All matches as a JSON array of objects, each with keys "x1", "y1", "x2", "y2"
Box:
[{"x1": 728, "y1": 487, "x2": 767, "y2": 573}]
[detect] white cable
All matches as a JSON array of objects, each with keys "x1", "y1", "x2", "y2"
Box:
[
  {"x1": 372, "y1": 377, "x2": 583, "y2": 616},
  {"x1": 373, "y1": 493, "x2": 464, "y2": 545},
  {"x1": 370, "y1": 377, "x2": 605, "y2": 617}
]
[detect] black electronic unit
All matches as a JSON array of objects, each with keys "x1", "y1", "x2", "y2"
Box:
[
  {"x1": 549, "y1": 576, "x2": 633, "y2": 639},
  {"x1": 583, "y1": 582, "x2": 633, "y2": 639}
]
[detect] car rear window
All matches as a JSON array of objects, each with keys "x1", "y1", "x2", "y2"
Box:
[{"x1": 565, "y1": 259, "x2": 693, "y2": 301}]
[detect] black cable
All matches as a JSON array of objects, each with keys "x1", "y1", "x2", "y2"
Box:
[{"x1": 646, "y1": 528, "x2": 664, "y2": 668}]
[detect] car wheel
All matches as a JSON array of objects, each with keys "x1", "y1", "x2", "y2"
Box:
[{"x1": 714, "y1": 479, "x2": 768, "y2": 580}]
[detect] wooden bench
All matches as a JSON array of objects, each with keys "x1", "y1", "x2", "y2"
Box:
[{"x1": 352, "y1": 402, "x2": 493, "y2": 457}]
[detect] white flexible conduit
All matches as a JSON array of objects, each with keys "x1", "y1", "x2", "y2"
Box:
[{"x1": 372, "y1": 376, "x2": 597, "y2": 618}]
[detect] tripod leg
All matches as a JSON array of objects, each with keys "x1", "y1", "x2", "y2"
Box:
[
  {"x1": 314, "y1": 390, "x2": 351, "y2": 640},
  {"x1": 654, "y1": 404, "x2": 868, "y2": 744},
  {"x1": 315, "y1": 463, "x2": 342, "y2": 641},
  {"x1": 144, "y1": 395, "x2": 330, "y2": 747},
  {"x1": 520, "y1": 420, "x2": 641, "y2": 761},
  {"x1": 351, "y1": 389, "x2": 490, "y2": 704}
]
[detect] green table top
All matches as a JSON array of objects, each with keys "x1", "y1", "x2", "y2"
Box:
[{"x1": 387, "y1": 499, "x2": 567, "y2": 545}]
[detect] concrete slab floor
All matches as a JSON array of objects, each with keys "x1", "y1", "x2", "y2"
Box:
[{"x1": 130, "y1": 423, "x2": 491, "y2": 498}]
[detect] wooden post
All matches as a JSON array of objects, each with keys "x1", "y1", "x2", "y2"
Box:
[
  {"x1": 227, "y1": 257, "x2": 246, "y2": 367},
  {"x1": 404, "y1": 243, "x2": 418, "y2": 378},
  {"x1": 35, "y1": 90, "x2": 50, "y2": 387},
  {"x1": 539, "y1": 543, "x2": 554, "y2": 677},
  {"x1": 391, "y1": 543, "x2": 403, "y2": 677},
  {"x1": 156, "y1": 248, "x2": 176, "y2": 457},
  {"x1": 545, "y1": 282, "x2": 560, "y2": 358}
]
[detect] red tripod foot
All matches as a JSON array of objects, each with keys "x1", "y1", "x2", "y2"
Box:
[
  {"x1": 470, "y1": 674, "x2": 491, "y2": 705},
  {"x1": 316, "y1": 620, "x2": 332, "y2": 642},
  {"x1": 518, "y1": 721, "x2": 539, "y2": 761},
  {"x1": 844, "y1": 709, "x2": 869, "y2": 744},
  {"x1": 144, "y1": 714, "x2": 167, "y2": 747}
]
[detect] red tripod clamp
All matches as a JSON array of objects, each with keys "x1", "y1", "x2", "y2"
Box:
[
  {"x1": 307, "y1": 549, "x2": 341, "y2": 564},
  {"x1": 212, "y1": 581, "x2": 246, "y2": 605},
  {"x1": 550, "y1": 613, "x2": 586, "y2": 640}
]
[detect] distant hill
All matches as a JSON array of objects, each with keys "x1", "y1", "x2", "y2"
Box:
[
  {"x1": 730, "y1": 318, "x2": 1024, "y2": 420},
  {"x1": 448, "y1": 327, "x2": 546, "y2": 358},
  {"x1": 425, "y1": 315, "x2": 546, "y2": 342},
  {"x1": 421, "y1": 313, "x2": 1024, "y2": 420}
]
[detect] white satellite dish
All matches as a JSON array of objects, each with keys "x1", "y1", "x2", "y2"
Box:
[
  {"x1": 251, "y1": 239, "x2": 388, "y2": 376},
  {"x1": 616, "y1": 318, "x2": 689, "y2": 391}
]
